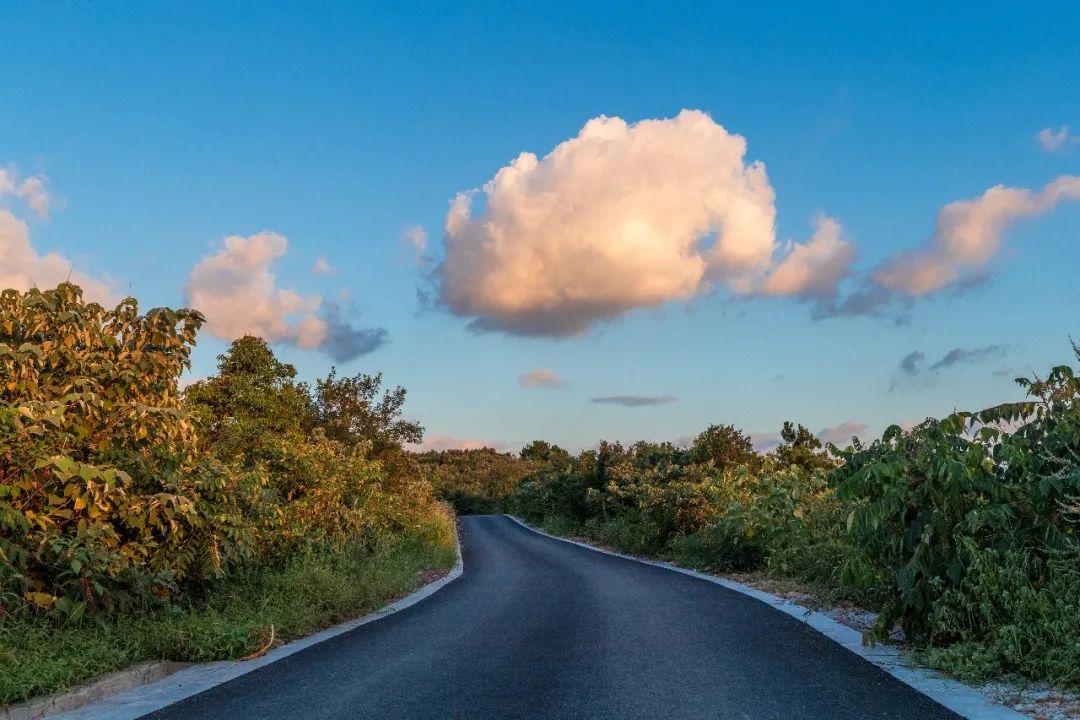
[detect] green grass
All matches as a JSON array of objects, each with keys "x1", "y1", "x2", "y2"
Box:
[{"x1": 0, "y1": 535, "x2": 456, "y2": 706}]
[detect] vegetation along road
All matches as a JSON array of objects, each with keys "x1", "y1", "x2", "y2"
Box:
[{"x1": 145, "y1": 515, "x2": 958, "y2": 720}]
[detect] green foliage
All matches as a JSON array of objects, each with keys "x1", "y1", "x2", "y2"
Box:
[
  {"x1": 314, "y1": 368, "x2": 424, "y2": 456},
  {"x1": 519, "y1": 440, "x2": 572, "y2": 468},
  {"x1": 507, "y1": 436, "x2": 848, "y2": 576},
  {"x1": 0, "y1": 284, "x2": 213, "y2": 614},
  {"x1": 775, "y1": 421, "x2": 836, "y2": 472},
  {"x1": 0, "y1": 284, "x2": 453, "y2": 622},
  {"x1": 690, "y1": 424, "x2": 760, "y2": 470},
  {"x1": 673, "y1": 466, "x2": 854, "y2": 586},
  {"x1": 831, "y1": 344, "x2": 1080, "y2": 683},
  {"x1": 183, "y1": 336, "x2": 313, "y2": 466},
  {"x1": 921, "y1": 544, "x2": 1080, "y2": 686},
  {"x1": 416, "y1": 448, "x2": 539, "y2": 514}
]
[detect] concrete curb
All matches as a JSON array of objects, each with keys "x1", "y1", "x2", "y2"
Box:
[
  {"x1": 505, "y1": 514, "x2": 1025, "y2": 720},
  {"x1": 1, "y1": 664, "x2": 191, "y2": 720},
  {"x1": 12, "y1": 526, "x2": 464, "y2": 720}
]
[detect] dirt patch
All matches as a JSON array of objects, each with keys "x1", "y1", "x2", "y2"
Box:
[{"x1": 418, "y1": 567, "x2": 450, "y2": 585}]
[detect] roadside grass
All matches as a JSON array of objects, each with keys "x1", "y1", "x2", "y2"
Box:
[{"x1": 0, "y1": 535, "x2": 456, "y2": 706}]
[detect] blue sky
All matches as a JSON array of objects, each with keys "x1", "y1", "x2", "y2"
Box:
[{"x1": 3, "y1": 2, "x2": 1079, "y2": 452}]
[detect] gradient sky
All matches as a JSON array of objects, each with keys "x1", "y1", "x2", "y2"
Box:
[{"x1": 3, "y1": 2, "x2": 1079, "y2": 452}]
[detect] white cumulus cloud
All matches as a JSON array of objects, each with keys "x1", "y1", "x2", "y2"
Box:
[
  {"x1": 187, "y1": 232, "x2": 329, "y2": 347},
  {"x1": 186, "y1": 232, "x2": 389, "y2": 361},
  {"x1": 0, "y1": 210, "x2": 114, "y2": 304},
  {"x1": 435, "y1": 110, "x2": 845, "y2": 336},
  {"x1": 874, "y1": 175, "x2": 1080, "y2": 296},
  {"x1": 762, "y1": 215, "x2": 855, "y2": 298}
]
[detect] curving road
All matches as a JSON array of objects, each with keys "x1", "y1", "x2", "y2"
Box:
[{"x1": 144, "y1": 515, "x2": 959, "y2": 720}]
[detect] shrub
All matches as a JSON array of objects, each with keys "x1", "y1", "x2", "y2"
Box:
[
  {"x1": 0, "y1": 284, "x2": 213, "y2": 614},
  {"x1": 1, "y1": 285, "x2": 453, "y2": 619},
  {"x1": 832, "y1": 344, "x2": 1080, "y2": 673}
]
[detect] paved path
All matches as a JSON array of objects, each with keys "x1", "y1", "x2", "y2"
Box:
[{"x1": 144, "y1": 515, "x2": 959, "y2": 719}]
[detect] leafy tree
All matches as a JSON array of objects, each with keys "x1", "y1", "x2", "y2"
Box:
[
  {"x1": 314, "y1": 369, "x2": 423, "y2": 457},
  {"x1": 775, "y1": 421, "x2": 834, "y2": 472},
  {"x1": 690, "y1": 424, "x2": 759, "y2": 470},
  {"x1": 519, "y1": 440, "x2": 572, "y2": 468},
  {"x1": 184, "y1": 337, "x2": 313, "y2": 467},
  {"x1": 0, "y1": 284, "x2": 207, "y2": 613}
]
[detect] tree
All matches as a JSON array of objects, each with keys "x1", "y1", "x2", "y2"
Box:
[
  {"x1": 690, "y1": 424, "x2": 759, "y2": 470},
  {"x1": 184, "y1": 336, "x2": 313, "y2": 465},
  {"x1": 519, "y1": 440, "x2": 572, "y2": 468},
  {"x1": 313, "y1": 369, "x2": 423, "y2": 456},
  {"x1": 774, "y1": 421, "x2": 834, "y2": 472}
]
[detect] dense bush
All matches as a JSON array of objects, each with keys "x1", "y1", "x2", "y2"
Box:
[
  {"x1": 506, "y1": 434, "x2": 855, "y2": 589},
  {"x1": 0, "y1": 284, "x2": 453, "y2": 621},
  {"x1": 415, "y1": 447, "x2": 544, "y2": 514},
  {"x1": 1, "y1": 284, "x2": 216, "y2": 615},
  {"x1": 832, "y1": 346, "x2": 1080, "y2": 682}
]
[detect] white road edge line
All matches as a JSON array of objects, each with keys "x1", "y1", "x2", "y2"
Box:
[
  {"x1": 505, "y1": 514, "x2": 1025, "y2": 720},
  {"x1": 41, "y1": 526, "x2": 465, "y2": 720}
]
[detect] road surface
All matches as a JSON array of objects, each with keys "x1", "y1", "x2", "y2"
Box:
[{"x1": 144, "y1": 514, "x2": 959, "y2": 719}]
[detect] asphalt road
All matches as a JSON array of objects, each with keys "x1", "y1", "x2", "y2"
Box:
[{"x1": 144, "y1": 515, "x2": 959, "y2": 720}]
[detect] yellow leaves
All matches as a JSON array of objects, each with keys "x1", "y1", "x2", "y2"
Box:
[{"x1": 24, "y1": 592, "x2": 56, "y2": 609}]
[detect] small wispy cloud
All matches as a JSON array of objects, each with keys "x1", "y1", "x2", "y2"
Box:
[
  {"x1": 402, "y1": 225, "x2": 427, "y2": 252},
  {"x1": 519, "y1": 368, "x2": 564, "y2": 388},
  {"x1": 406, "y1": 434, "x2": 513, "y2": 452},
  {"x1": 1036, "y1": 125, "x2": 1074, "y2": 153},
  {"x1": 750, "y1": 431, "x2": 781, "y2": 452},
  {"x1": 401, "y1": 225, "x2": 430, "y2": 269},
  {"x1": 928, "y1": 345, "x2": 1008, "y2": 371},
  {"x1": 891, "y1": 345, "x2": 1009, "y2": 390},
  {"x1": 0, "y1": 165, "x2": 55, "y2": 218},
  {"x1": 818, "y1": 175, "x2": 1080, "y2": 320},
  {"x1": 899, "y1": 351, "x2": 926, "y2": 375},
  {"x1": 312, "y1": 256, "x2": 336, "y2": 275},
  {"x1": 816, "y1": 420, "x2": 868, "y2": 447},
  {"x1": 318, "y1": 301, "x2": 389, "y2": 363},
  {"x1": 590, "y1": 395, "x2": 677, "y2": 407}
]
